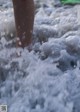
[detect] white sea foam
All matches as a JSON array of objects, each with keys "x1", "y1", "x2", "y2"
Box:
[{"x1": 0, "y1": 0, "x2": 80, "y2": 112}]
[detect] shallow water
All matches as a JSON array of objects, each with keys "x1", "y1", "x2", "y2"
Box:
[{"x1": 0, "y1": 0, "x2": 80, "y2": 112}]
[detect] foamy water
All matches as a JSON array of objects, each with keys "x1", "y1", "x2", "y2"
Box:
[{"x1": 0, "y1": 0, "x2": 80, "y2": 112}]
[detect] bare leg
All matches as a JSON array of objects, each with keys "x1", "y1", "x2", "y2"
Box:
[{"x1": 12, "y1": 0, "x2": 34, "y2": 48}]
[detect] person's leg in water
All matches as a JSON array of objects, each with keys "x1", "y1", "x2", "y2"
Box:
[{"x1": 12, "y1": 0, "x2": 34, "y2": 48}]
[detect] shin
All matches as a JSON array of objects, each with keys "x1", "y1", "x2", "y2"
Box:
[{"x1": 12, "y1": 0, "x2": 34, "y2": 48}]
